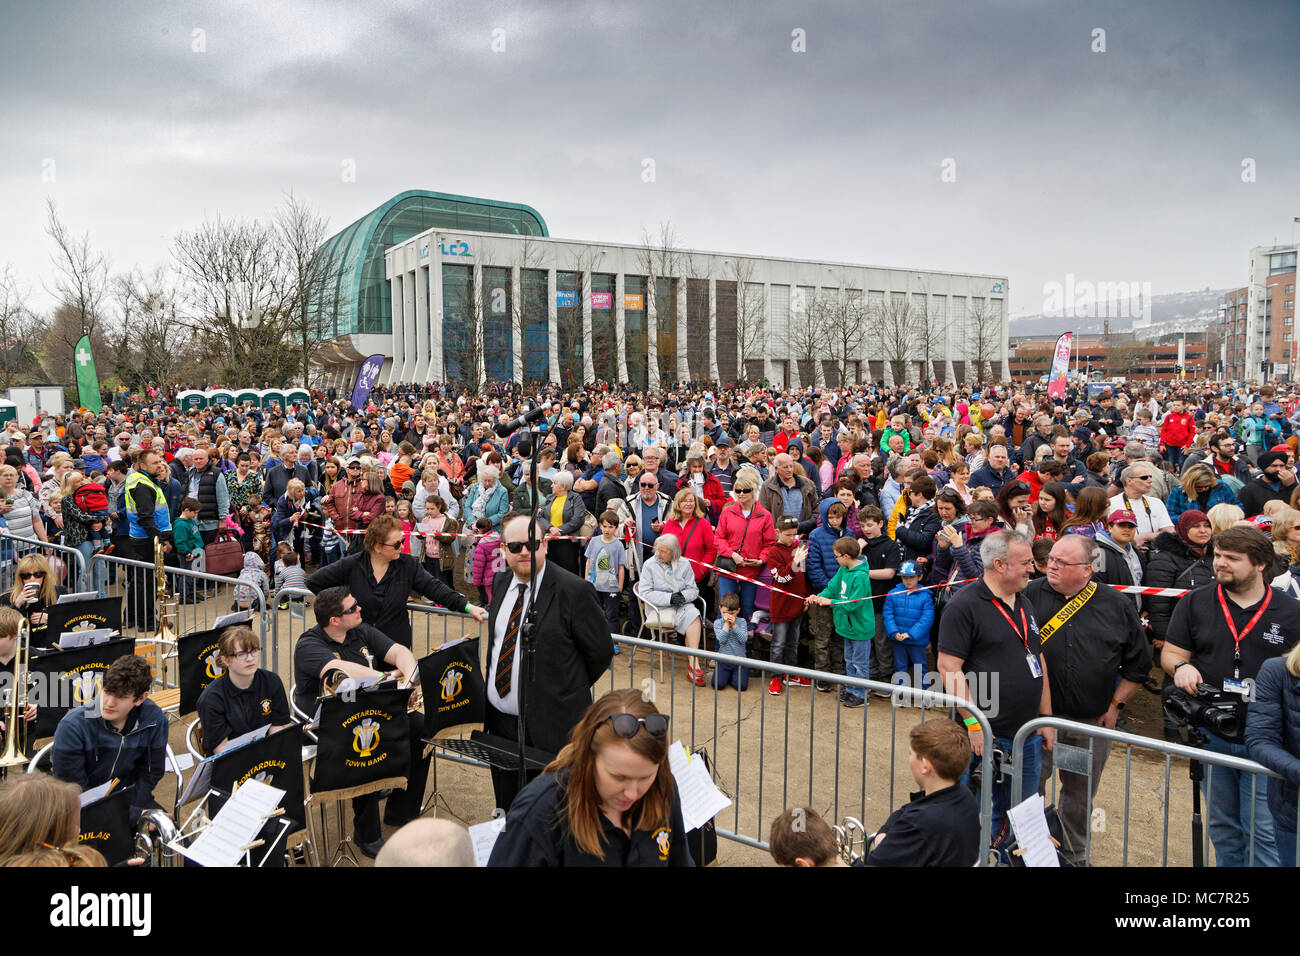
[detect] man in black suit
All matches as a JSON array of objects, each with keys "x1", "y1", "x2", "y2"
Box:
[{"x1": 485, "y1": 514, "x2": 614, "y2": 810}]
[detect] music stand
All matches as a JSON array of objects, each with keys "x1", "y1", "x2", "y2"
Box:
[
  {"x1": 45, "y1": 596, "x2": 122, "y2": 639},
  {"x1": 427, "y1": 729, "x2": 552, "y2": 773}
]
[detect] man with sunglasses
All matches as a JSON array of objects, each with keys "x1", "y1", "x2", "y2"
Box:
[
  {"x1": 293, "y1": 585, "x2": 426, "y2": 857},
  {"x1": 485, "y1": 515, "x2": 614, "y2": 811},
  {"x1": 1107, "y1": 463, "x2": 1173, "y2": 548}
]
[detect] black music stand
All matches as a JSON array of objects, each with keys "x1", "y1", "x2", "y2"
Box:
[{"x1": 427, "y1": 729, "x2": 553, "y2": 774}]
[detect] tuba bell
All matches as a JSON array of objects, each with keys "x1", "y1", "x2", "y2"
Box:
[
  {"x1": 0, "y1": 617, "x2": 32, "y2": 775},
  {"x1": 134, "y1": 808, "x2": 186, "y2": 867}
]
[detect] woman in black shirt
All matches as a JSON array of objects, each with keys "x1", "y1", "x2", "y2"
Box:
[
  {"x1": 195, "y1": 626, "x2": 292, "y2": 755},
  {"x1": 488, "y1": 688, "x2": 693, "y2": 867},
  {"x1": 0, "y1": 554, "x2": 66, "y2": 646}
]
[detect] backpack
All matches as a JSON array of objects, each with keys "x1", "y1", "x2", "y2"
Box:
[{"x1": 73, "y1": 482, "x2": 109, "y2": 514}]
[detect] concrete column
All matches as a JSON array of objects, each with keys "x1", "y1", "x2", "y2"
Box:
[
  {"x1": 402, "y1": 271, "x2": 417, "y2": 382},
  {"x1": 429, "y1": 261, "x2": 444, "y2": 383},
  {"x1": 676, "y1": 280, "x2": 688, "y2": 383},
  {"x1": 708, "y1": 278, "x2": 720, "y2": 383},
  {"x1": 472, "y1": 264, "x2": 485, "y2": 387},
  {"x1": 510, "y1": 266, "x2": 523, "y2": 383},
  {"x1": 547, "y1": 269, "x2": 560, "y2": 383},
  {"x1": 582, "y1": 271, "x2": 594, "y2": 384},
  {"x1": 412, "y1": 266, "x2": 430, "y2": 382},
  {"x1": 389, "y1": 274, "x2": 405, "y2": 383},
  {"x1": 615, "y1": 272, "x2": 628, "y2": 384},
  {"x1": 647, "y1": 279, "x2": 660, "y2": 390},
  {"x1": 762, "y1": 281, "x2": 773, "y2": 384}
]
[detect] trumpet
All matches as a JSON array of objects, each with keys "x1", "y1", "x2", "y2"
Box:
[{"x1": 0, "y1": 617, "x2": 32, "y2": 775}]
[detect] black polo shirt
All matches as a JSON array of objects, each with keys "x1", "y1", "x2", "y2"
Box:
[
  {"x1": 488, "y1": 771, "x2": 695, "y2": 867},
  {"x1": 292, "y1": 623, "x2": 395, "y2": 714},
  {"x1": 862, "y1": 784, "x2": 981, "y2": 867},
  {"x1": 1165, "y1": 584, "x2": 1300, "y2": 689},
  {"x1": 195, "y1": 669, "x2": 291, "y2": 755},
  {"x1": 937, "y1": 579, "x2": 1044, "y2": 738},
  {"x1": 1022, "y1": 577, "x2": 1151, "y2": 720},
  {"x1": 861, "y1": 533, "x2": 901, "y2": 605}
]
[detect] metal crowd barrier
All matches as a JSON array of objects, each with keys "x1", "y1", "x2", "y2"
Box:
[
  {"x1": 1012, "y1": 716, "x2": 1300, "y2": 867},
  {"x1": 0, "y1": 531, "x2": 88, "y2": 593},
  {"x1": 605, "y1": 634, "x2": 995, "y2": 859}
]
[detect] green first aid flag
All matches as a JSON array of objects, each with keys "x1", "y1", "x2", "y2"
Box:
[{"x1": 74, "y1": 334, "x2": 102, "y2": 413}]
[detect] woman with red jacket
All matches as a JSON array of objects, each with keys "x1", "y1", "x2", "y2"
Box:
[
  {"x1": 675, "y1": 454, "x2": 727, "y2": 525},
  {"x1": 662, "y1": 488, "x2": 718, "y2": 586},
  {"x1": 714, "y1": 473, "x2": 776, "y2": 623}
]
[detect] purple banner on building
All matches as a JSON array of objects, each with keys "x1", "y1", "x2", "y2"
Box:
[{"x1": 350, "y1": 354, "x2": 385, "y2": 409}]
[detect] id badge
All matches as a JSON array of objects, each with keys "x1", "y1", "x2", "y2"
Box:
[
  {"x1": 1026, "y1": 654, "x2": 1042, "y2": 678},
  {"x1": 1223, "y1": 677, "x2": 1251, "y2": 698}
]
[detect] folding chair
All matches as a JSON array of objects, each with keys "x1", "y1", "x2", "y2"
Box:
[{"x1": 632, "y1": 581, "x2": 707, "y2": 683}]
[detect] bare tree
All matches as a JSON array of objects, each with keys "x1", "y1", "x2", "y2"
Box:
[
  {"x1": 172, "y1": 215, "x2": 297, "y2": 384},
  {"x1": 111, "y1": 267, "x2": 196, "y2": 388},
  {"x1": 729, "y1": 258, "x2": 767, "y2": 384},
  {"x1": 810, "y1": 286, "x2": 868, "y2": 387},
  {"x1": 784, "y1": 286, "x2": 826, "y2": 387},
  {"x1": 636, "y1": 221, "x2": 684, "y2": 387},
  {"x1": 509, "y1": 236, "x2": 547, "y2": 384},
  {"x1": 966, "y1": 297, "x2": 1001, "y2": 382},
  {"x1": 43, "y1": 200, "x2": 110, "y2": 377},
  {"x1": 0, "y1": 266, "x2": 48, "y2": 389},
  {"x1": 275, "y1": 193, "x2": 343, "y2": 388},
  {"x1": 911, "y1": 281, "x2": 945, "y2": 385},
  {"x1": 871, "y1": 292, "x2": 915, "y2": 384}
]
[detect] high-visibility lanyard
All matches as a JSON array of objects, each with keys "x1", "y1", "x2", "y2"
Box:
[
  {"x1": 992, "y1": 600, "x2": 1030, "y2": 652},
  {"x1": 1217, "y1": 585, "x2": 1272, "y2": 680}
]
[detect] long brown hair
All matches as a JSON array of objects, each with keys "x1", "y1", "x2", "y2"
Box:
[
  {"x1": 546, "y1": 688, "x2": 674, "y2": 861},
  {"x1": 1059, "y1": 486, "x2": 1109, "y2": 534},
  {"x1": 0, "y1": 772, "x2": 103, "y2": 866}
]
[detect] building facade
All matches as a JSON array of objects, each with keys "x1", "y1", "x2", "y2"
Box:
[
  {"x1": 1009, "y1": 333, "x2": 1208, "y2": 382},
  {"x1": 314, "y1": 192, "x2": 1010, "y2": 390},
  {"x1": 1235, "y1": 244, "x2": 1298, "y2": 383}
]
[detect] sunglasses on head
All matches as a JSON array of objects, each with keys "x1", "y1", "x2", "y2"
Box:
[
  {"x1": 605, "y1": 713, "x2": 669, "y2": 739},
  {"x1": 504, "y1": 540, "x2": 541, "y2": 554}
]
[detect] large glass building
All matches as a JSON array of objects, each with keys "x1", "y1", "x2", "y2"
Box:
[{"x1": 314, "y1": 191, "x2": 1009, "y2": 389}]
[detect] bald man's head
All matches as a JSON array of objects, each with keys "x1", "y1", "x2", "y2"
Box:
[{"x1": 375, "y1": 819, "x2": 475, "y2": 868}]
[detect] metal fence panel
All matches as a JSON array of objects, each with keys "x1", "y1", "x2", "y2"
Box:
[{"x1": 0, "y1": 531, "x2": 88, "y2": 593}]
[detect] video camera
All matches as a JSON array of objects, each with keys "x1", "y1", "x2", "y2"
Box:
[{"x1": 1162, "y1": 683, "x2": 1247, "y2": 744}]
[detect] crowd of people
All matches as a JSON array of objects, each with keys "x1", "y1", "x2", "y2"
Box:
[{"x1": 1, "y1": 373, "x2": 1299, "y2": 866}]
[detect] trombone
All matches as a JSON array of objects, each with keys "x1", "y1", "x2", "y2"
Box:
[{"x1": 0, "y1": 617, "x2": 32, "y2": 775}]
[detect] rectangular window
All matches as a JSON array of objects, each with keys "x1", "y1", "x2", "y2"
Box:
[
  {"x1": 590, "y1": 273, "x2": 617, "y2": 383},
  {"x1": 624, "y1": 276, "x2": 648, "y2": 390},
  {"x1": 655, "y1": 278, "x2": 677, "y2": 385},
  {"x1": 768, "y1": 284, "x2": 790, "y2": 350},
  {"x1": 521, "y1": 269, "x2": 549, "y2": 384},
  {"x1": 716, "y1": 280, "x2": 738, "y2": 384},
  {"x1": 556, "y1": 271, "x2": 583, "y2": 391},
  {"x1": 481, "y1": 266, "x2": 512, "y2": 383},
  {"x1": 686, "y1": 278, "x2": 710, "y2": 382},
  {"x1": 441, "y1": 264, "x2": 474, "y2": 384}
]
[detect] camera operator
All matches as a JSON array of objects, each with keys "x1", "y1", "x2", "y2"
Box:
[{"x1": 1162, "y1": 524, "x2": 1300, "y2": 867}]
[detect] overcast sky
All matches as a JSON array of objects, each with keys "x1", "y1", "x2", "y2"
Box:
[{"x1": 2, "y1": 0, "x2": 1297, "y2": 319}]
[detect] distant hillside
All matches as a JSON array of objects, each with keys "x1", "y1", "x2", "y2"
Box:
[{"x1": 1009, "y1": 288, "x2": 1229, "y2": 338}]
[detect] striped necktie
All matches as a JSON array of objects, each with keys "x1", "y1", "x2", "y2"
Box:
[{"x1": 495, "y1": 582, "x2": 527, "y2": 698}]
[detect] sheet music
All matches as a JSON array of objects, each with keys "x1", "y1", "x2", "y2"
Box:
[
  {"x1": 469, "y1": 816, "x2": 506, "y2": 867},
  {"x1": 224, "y1": 723, "x2": 272, "y2": 752},
  {"x1": 58, "y1": 627, "x2": 114, "y2": 648},
  {"x1": 213, "y1": 610, "x2": 254, "y2": 629},
  {"x1": 667, "y1": 740, "x2": 732, "y2": 832},
  {"x1": 167, "y1": 751, "x2": 195, "y2": 774},
  {"x1": 80, "y1": 780, "x2": 115, "y2": 807},
  {"x1": 179, "y1": 779, "x2": 285, "y2": 867},
  {"x1": 332, "y1": 673, "x2": 384, "y2": 698},
  {"x1": 58, "y1": 591, "x2": 100, "y2": 604},
  {"x1": 1007, "y1": 793, "x2": 1060, "y2": 867}
]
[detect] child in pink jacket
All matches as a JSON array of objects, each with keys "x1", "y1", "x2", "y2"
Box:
[{"x1": 469, "y1": 516, "x2": 504, "y2": 605}]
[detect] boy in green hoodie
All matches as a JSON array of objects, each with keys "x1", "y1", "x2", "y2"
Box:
[{"x1": 807, "y1": 536, "x2": 875, "y2": 708}]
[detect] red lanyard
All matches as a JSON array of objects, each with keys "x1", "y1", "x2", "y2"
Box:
[
  {"x1": 1217, "y1": 585, "x2": 1271, "y2": 677},
  {"x1": 992, "y1": 600, "x2": 1030, "y2": 652}
]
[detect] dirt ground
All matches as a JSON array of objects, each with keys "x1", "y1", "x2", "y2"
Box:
[{"x1": 83, "y1": 563, "x2": 1217, "y2": 868}]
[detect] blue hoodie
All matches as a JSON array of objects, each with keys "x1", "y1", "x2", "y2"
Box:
[{"x1": 807, "y1": 497, "x2": 851, "y2": 593}]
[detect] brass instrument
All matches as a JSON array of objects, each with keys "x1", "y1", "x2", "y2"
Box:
[
  {"x1": 153, "y1": 537, "x2": 179, "y2": 645},
  {"x1": 134, "y1": 808, "x2": 186, "y2": 867},
  {"x1": 834, "y1": 816, "x2": 868, "y2": 865},
  {"x1": 0, "y1": 617, "x2": 32, "y2": 775}
]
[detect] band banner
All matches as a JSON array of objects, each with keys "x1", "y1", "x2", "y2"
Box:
[
  {"x1": 74, "y1": 334, "x2": 103, "y2": 413},
  {"x1": 29, "y1": 637, "x2": 135, "y2": 739},
  {"x1": 311, "y1": 687, "x2": 411, "y2": 793},
  {"x1": 417, "y1": 638, "x2": 484, "y2": 739},
  {"x1": 210, "y1": 723, "x2": 305, "y2": 832},
  {"x1": 1047, "y1": 332, "x2": 1072, "y2": 400},
  {"x1": 78, "y1": 787, "x2": 134, "y2": 865},
  {"x1": 349, "y1": 354, "x2": 385, "y2": 410},
  {"x1": 178, "y1": 625, "x2": 229, "y2": 716}
]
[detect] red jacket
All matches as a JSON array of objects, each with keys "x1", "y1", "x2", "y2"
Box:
[
  {"x1": 766, "y1": 540, "x2": 808, "y2": 623},
  {"x1": 663, "y1": 515, "x2": 718, "y2": 583},
  {"x1": 674, "y1": 473, "x2": 727, "y2": 525},
  {"x1": 715, "y1": 501, "x2": 777, "y2": 580},
  {"x1": 1160, "y1": 412, "x2": 1194, "y2": 449}
]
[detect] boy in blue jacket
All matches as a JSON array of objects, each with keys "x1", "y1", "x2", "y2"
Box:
[
  {"x1": 807, "y1": 499, "x2": 851, "y2": 687},
  {"x1": 883, "y1": 560, "x2": 934, "y2": 693}
]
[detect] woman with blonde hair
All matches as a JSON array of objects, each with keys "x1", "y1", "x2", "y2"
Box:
[
  {"x1": 38, "y1": 451, "x2": 76, "y2": 533},
  {"x1": 1206, "y1": 502, "x2": 1244, "y2": 535},
  {"x1": 1166, "y1": 462, "x2": 1239, "y2": 523},
  {"x1": 488, "y1": 688, "x2": 690, "y2": 867},
  {"x1": 0, "y1": 553, "x2": 62, "y2": 643},
  {"x1": 0, "y1": 772, "x2": 104, "y2": 867},
  {"x1": 1245, "y1": 640, "x2": 1300, "y2": 866}
]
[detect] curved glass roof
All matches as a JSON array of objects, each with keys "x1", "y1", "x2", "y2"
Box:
[{"x1": 317, "y1": 189, "x2": 548, "y2": 337}]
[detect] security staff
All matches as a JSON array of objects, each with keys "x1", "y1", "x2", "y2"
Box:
[
  {"x1": 1022, "y1": 535, "x2": 1150, "y2": 866},
  {"x1": 1163, "y1": 524, "x2": 1300, "y2": 868}
]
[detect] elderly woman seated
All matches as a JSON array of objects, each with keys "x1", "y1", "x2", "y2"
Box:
[
  {"x1": 540, "y1": 471, "x2": 588, "y2": 575},
  {"x1": 639, "y1": 533, "x2": 705, "y2": 685}
]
